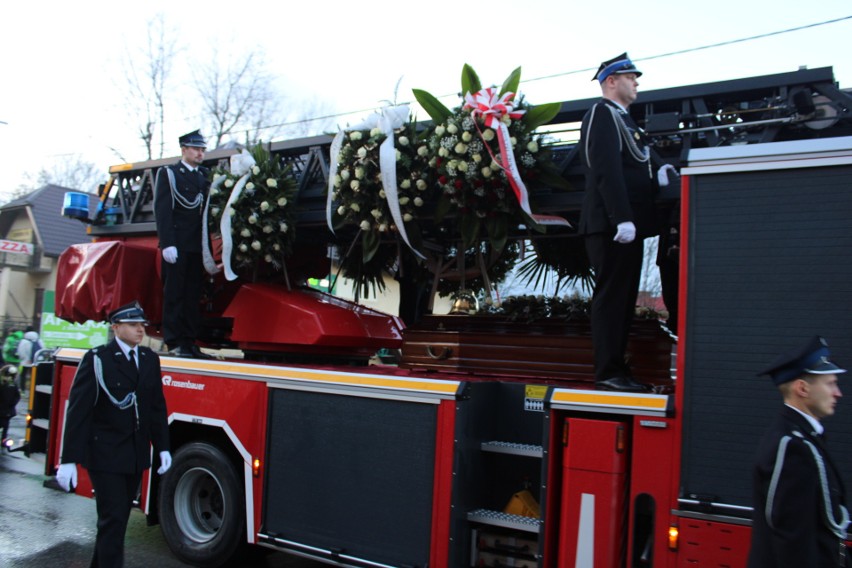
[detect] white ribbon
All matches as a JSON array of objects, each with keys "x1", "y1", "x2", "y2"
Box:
[
  {"x1": 202, "y1": 175, "x2": 226, "y2": 275},
  {"x1": 202, "y1": 150, "x2": 258, "y2": 281},
  {"x1": 327, "y1": 105, "x2": 424, "y2": 258}
]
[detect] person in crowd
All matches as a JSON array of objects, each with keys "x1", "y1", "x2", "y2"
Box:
[
  {"x1": 56, "y1": 301, "x2": 171, "y2": 567},
  {"x1": 154, "y1": 129, "x2": 212, "y2": 359},
  {"x1": 16, "y1": 326, "x2": 43, "y2": 392},
  {"x1": 748, "y1": 335, "x2": 849, "y2": 567},
  {"x1": 578, "y1": 52, "x2": 674, "y2": 392},
  {"x1": 0, "y1": 365, "x2": 21, "y2": 451}
]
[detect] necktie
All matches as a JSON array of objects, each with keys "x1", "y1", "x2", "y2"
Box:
[{"x1": 129, "y1": 350, "x2": 137, "y2": 369}]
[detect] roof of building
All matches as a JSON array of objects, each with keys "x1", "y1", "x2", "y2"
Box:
[{"x1": 0, "y1": 185, "x2": 98, "y2": 257}]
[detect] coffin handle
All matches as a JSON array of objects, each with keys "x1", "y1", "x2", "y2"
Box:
[{"x1": 426, "y1": 346, "x2": 452, "y2": 360}]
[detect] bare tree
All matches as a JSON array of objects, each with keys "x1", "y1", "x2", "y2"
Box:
[
  {"x1": 194, "y1": 46, "x2": 287, "y2": 148},
  {"x1": 120, "y1": 13, "x2": 178, "y2": 160},
  {"x1": 8, "y1": 155, "x2": 103, "y2": 202}
]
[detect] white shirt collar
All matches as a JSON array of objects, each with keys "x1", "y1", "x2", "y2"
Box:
[
  {"x1": 606, "y1": 98, "x2": 628, "y2": 113},
  {"x1": 785, "y1": 403, "x2": 824, "y2": 435},
  {"x1": 115, "y1": 337, "x2": 138, "y2": 360},
  {"x1": 180, "y1": 160, "x2": 197, "y2": 172}
]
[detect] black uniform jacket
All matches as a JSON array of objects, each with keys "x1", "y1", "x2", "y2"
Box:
[
  {"x1": 748, "y1": 405, "x2": 849, "y2": 567},
  {"x1": 578, "y1": 98, "x2": 658, "y2": 239},
  {"x1": 154, "y1": 161, "x2": 210, "y2": 254},
  {"x1": 61, "y1": 340, "x2": 169, "y2": 475}
]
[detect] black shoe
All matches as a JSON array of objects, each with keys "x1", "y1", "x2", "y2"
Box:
[
  {"x1": 168, "y1": 346, "x2": 194, "y2": 358},
  {"x1": 595, "y1": 377, "x2": 648, "y2": 393},
  {"x1": 188, "y1": 345, "x2": 214, "y2": 360}
]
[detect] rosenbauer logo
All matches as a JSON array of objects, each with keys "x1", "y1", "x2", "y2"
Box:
[{"x1": 162, "y1": 375, "x2": 206, "y2": 391}]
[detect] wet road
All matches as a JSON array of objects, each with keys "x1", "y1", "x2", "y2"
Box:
[{"x1": 0, "y1": 396, "x2": 324, "y2": 567}]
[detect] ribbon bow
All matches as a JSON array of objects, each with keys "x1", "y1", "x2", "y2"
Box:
[
  {"x1": 463, "y1": 88, "x2": 569, "y2": 227},
  {"x1": 327, "y1": 105, "x2": 425, "y2": 259}
]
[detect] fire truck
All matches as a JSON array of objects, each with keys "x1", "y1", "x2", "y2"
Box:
[{"x1": 29, "y1": 66, "x2": 852, "y2": 567}]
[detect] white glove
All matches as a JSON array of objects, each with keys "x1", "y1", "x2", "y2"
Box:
[
  {"x1": 613, "y1": 221, "x2": 637, "y2": 244},
  {"x1": 56, "y1": 463, "x2": 77, "y2": 492},
  {"x1": 657, "y1": 164, "x2": 679, "y2": 187},
  {"x1": 162, "y1": 246, "x2": 178, "y2": 264},
  {"x1": 157, "y1": 451, "x2": 172, "y2": 475}
]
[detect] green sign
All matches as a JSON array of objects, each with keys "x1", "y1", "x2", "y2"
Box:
[{"x1": 40, "y1": 291, "x2": 109, "y2": 349}]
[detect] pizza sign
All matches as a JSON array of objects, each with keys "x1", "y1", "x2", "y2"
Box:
[{"x1": 0, "y1": 239, "x2": 34, "y2": 255}]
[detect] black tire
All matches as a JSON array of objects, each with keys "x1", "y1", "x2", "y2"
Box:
[{"x1": 158, "y1": 442, "x2": 245, "y2": 567}]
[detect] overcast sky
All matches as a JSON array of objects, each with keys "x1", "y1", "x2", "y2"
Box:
[{"x1": 1, "y1": 0, "x2": 850, "y2": 200}]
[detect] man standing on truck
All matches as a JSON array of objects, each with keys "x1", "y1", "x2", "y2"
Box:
[
  {"x1": 154, "y1": 129, "x2": 212, "y2": 359},
  {"x1": 748, "y1": 335, "x2": 849, "y2": 567},
  {"x1": 578, "y1": 53, "x2": 666, "y2": 393},
  {"x1": 56, "y1": 301, "x2": 172, "y2": 568}
]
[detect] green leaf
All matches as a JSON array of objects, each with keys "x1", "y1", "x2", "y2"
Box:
[
  {"x1": 460, "y1": 214, "x2": 481, "y2": 249},
  {"x1": 535, "y1": 167, "x2": 572, "y2": 191},
  {"x1": 523, "y1": 102, "x2": 561, "y2": 130},
  {"x1": 433, "y1": 194, "x2": 453, "y2": 224},
  {"x1": 499, "y1": 66, "x2": 522, "y2": 96},
  {"x1": 485, "y1": 215, "x2": 509, "y2": 253},
  {"x1": 362, "y1": 229, "x2": 380, "y2": 263},
  {"x1": 412, "y1": 89, "x2": 453, "y2": 123},
  {"x1": 461, "y1": 64, "x2": 482, "y2": 97}
]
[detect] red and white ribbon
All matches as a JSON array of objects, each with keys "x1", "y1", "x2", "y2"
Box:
[{"x1": 464, "y1": 88, "x2": 569, "y2": 227}]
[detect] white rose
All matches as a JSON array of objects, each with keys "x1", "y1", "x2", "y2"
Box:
[
  {"x1": 403, "y1": 213, "x2": 413, "y2": 222},
  {"x1": 267, "y1": 178, "x2": 278, "y2": 188},
  {"x1": 414, "y1": 197, "x2": 424, "y2": 207},
  {"x1": 210, "y1": 187, "x2": 219, "y2": 196},
  {"x1": 334, "y1": 174, "x2": 342, "y2": 186},
  {"x1": 355, "y1": 167, "x2": 365, "y2": 179},
  {"x1": 398, "y1": 136, "x2": 409, "y2": 146},
  {"x1": 248, "y1": 215, "x2": 258, "y2": 224},
  {"x1": 278, "y1": 197, "x2": 288, "y2": 206},
  {"x1": 501, "y1": 115, "x2": 512, "y2": 126},
  {"x1": 458, "y1": 161, "x2": 469, "y2": 172},
  {"x1": 340, "y1": 169, "x2": 350, "y2": 180},
  {"x1": 510, "y1": 137, "x2": 517, "y2": 146},
  {"x1": 251, "y1": 241, "x2": 261, "y2": 251},
  {"x1": 224, "y1": 179, "x2": 234, "y2": 188},
  {"x1": 350, "y1": 203, "x2": 361, "y2": 212},
  {"x1": 279, "y1": 222, "x2": 288, "y2": 233},
  {"x1": 211, "y1": 207, "x2": 220, "y2": 216},
  {"x1": 447, "y1": 123, "x2": 458, "y2": 134},
  {"x1": 264, "y1": 225, "x2": 274, "y2": 233},
  {"x1": 357, "y1": 147, "x2": 368, "y2": 159},
  {"x1": 454, "y1": 142, "x2": 467, "y2": 154},
  {"x1": 482, "y1": 167, "x2": 493, "y2": 178},
  {"x1": 473, "y1": 153, "x2": 482, "y2": 163},
  {"x1": 350, "y1": 131, "x2": 362, "y2": 141},
  {"x1": 228, "y1": 207, "x2": 236, "y2": 216},
  {"x1": 398, "y1": 196, "x2": 410, "y2": 205},
  {"x1": 370, "y1": 127, "x2": 382, "y2": 137},
  {"x1": 417, "y1": 146, "x2": 428, "y2": 157},
  {"x1": 265, "y1": 254, "x2": 273, "y2": 263},
  {"x1": 416, "y1": 180, "x2": 427, "y2": 191},
  {"x1": 371, "y1": 208, "x2": 382, "y2": 219},
  {"x1": 482, "y1": 129, "x2": 495, "y2": 141},
  {"x1": 260, "y1": 201, "x2": 270, "y2": 211},
  {"x1": 527, "y1": 140, "x2": 539, "y2": 153},
  {"x1": 462, "y1": 131, "x2": 472, "y2": 142},
  {"x1": 350, "y1": 180, "x2": 360, "y2": 191},
  {"x1": 379, "y1": 190, "x2": 387, "y2": 198},
  {"x1": 435, "y1": 125, "x2": 446, "y2": 136},
  {"x1": 448, "y1": 160, "x2": 459, "y2": 170},
  {"x1": 246, "y1": 182, "x2": 255, "y2": 191},
  {"x1": 400, "y1": 179, "x2": 411, "y2": 189},
  {"x1": 396, "y1": 150, "x2": 401, "y2": 161},
  {"x1": 252, "y1": 166, "x2": 261, "y2": 175},
  {"x1": 239, "y1": 243, "x2": 248, "y2": 252},
  {"x1": 337, "y1": 205, "x2": 347, "y2": 215},
  {"x1": 438, "y1": 147, "x2": 449, "y2": 158},
  {"x1": 273, "y1": 243, "x2": 281, "y2": 251},
  {"x1": 378, "y1": 223, "x2": 388, "y2": 232},
  {"x1": 240, "y1": 228, "x2": 251, "y2": 237},
  {"x1": 360, "y1": 220, "x2": 371, "y2": 231}
]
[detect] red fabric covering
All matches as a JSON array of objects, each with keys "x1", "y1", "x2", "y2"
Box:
[{"x1": 56, "y1": 240, "x2": 162, "y2": 324}]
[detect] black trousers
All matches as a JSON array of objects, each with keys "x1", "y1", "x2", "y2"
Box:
[
  {"x1": 585, "y1": 234, "x2": 644, "y2": 381},
  {"x1": 88, "y1": 469, "x2": 142, "y2": 568},
  {"x1": 161, "y1": 251, "x2": 203, "y2": 350}
]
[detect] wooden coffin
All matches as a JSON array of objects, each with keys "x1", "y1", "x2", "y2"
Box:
[{"x1": 400, "y1": 315, "x2": 673, "y2": 386}]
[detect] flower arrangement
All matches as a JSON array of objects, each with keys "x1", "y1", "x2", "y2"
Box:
[
  {"x1": 330, "y1": 116, "x2": 432, "y2": 263},
  {"x1": 206, "y1": 144, "x2": 297, "y2": 277},
  {"x1": 413, "y1": 65, "x2": 569, "y2": 251}
]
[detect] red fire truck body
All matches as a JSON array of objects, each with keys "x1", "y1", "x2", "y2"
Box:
[{"x1": 35, "y1": 68, "x2": 852, "y2": 567}]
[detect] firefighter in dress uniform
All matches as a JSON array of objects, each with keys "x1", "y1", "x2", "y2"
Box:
[
  {"x1": 748, "y1": 335, "x2": 850, "y2": 567},
  {"x1": 154, "y1": 129, "x2": 212, "y2": 359},
  {"x1": 578, "y1": 53, "x2": 674, "y2": 393},
  {"x1": 56, "y1": 301, "x2": 171, "y2": 567}
]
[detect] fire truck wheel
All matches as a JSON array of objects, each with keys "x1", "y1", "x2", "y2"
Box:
[{"x1": 157, "y1": 442, "x2": 245, "y2": 567}]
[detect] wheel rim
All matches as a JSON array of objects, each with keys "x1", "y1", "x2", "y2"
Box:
[{"x1": 173, "y1": 466, "x2": 227, "y2": 543}]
